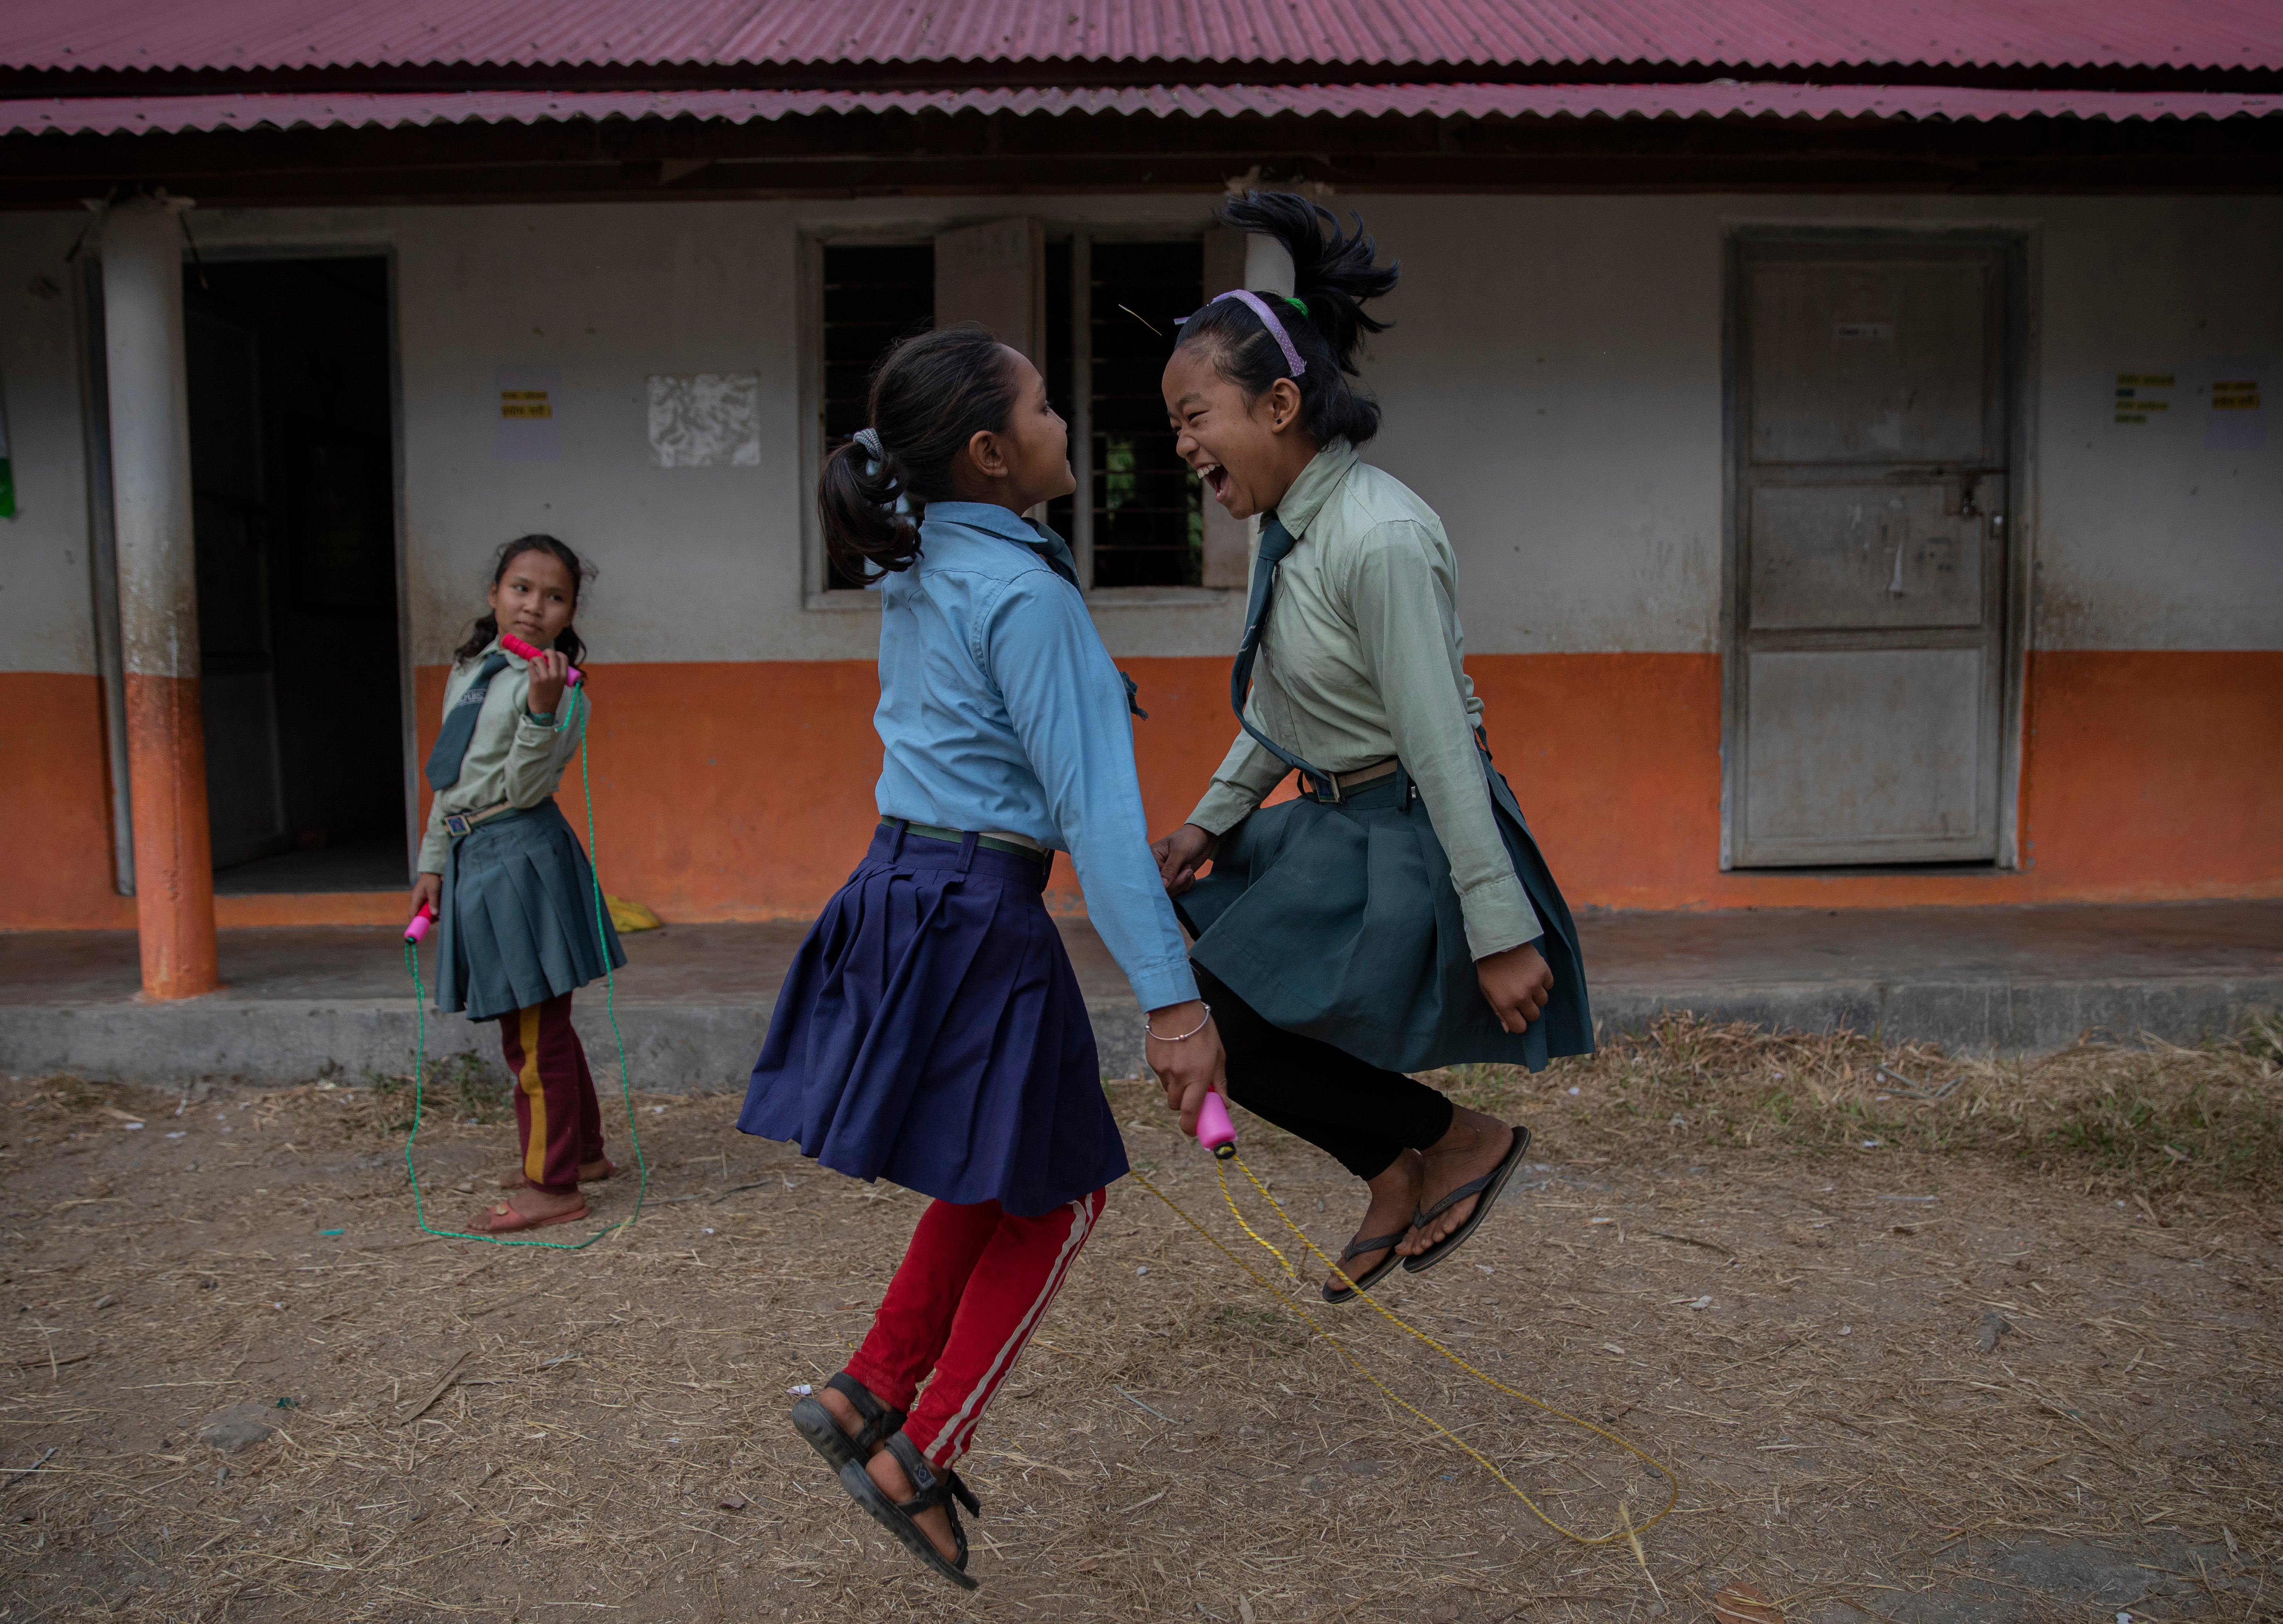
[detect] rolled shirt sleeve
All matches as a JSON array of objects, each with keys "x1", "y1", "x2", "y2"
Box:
[
  {"x1": 1185, "y1": 729, "x2": 1289, "y2": 837},
  {"x1": 982, "y1": 575, "x2": 1201, "y2": 1013},
  {"x1": 1347, "y1": 520, "x2": 1541, "y2": 960},
  {"x1": 416, "y1": 800, "x2": 452, "y2": 875},
  {"x1": 503, "y1": 705, "x2": 582, "y2": 809}
]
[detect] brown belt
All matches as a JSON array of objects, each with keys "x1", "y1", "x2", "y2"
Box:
[
  {"x1": 1304, "y1": 756, "x2": 1398, "y2": 803},
  {"x1": 442, "y1": 800, "x2": 520, "y2": 838}
]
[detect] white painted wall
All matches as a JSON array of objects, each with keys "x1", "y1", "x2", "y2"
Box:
[
  {"x1": 1356, "y1": 192, "x2": 2283, "y2": 654},
  {"x1": 0, "y1": 214, "x2": 99, "y2": 674},
  {"x1": 2, "y1": 189, "x2": 2274, "y2": 677}
]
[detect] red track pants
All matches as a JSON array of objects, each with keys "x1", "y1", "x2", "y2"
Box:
[
  {"x1": 845, "y1": 1188, "x2": 1106, "y2": 1470},
  {"x1": 497, "y1": 991, "x2": 603, "y2": 1194}
]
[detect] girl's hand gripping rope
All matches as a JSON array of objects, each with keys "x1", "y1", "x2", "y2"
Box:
[
  {"x1": 1194, "y1": 1087, "x2": 1238, "y2": 1160},
  {"x1": 500, "y1": 630, "x2": 583, "y2": 690},
  {"x1": 407, "y1": 872, "x2": 443, "y2": 933},
  {"x1": 1146, "y1": 999, "x2": 1228, "y2": 1140}
]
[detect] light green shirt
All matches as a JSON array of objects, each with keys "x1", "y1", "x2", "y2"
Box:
[
  {"x1": 1186, "y1": 442, "x2": 1541, "y2": 960},
  {"x1": 415, "y1": 637, "x2": 585, "y2": 875}
]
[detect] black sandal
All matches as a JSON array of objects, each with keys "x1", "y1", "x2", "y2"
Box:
[
  {"x1": 1400, "y1": 1124, "x2": 1531, "y2": 1276},
  {"x1": 1320, "y1": 1230, "x2": 1410, "y2": 1304},
  {"x1": 790, "y1": 1371, "x2": 904, "y2": 1472},
  {"x1": 836, "y1": 1431, "x2": 984, "y2": 1592}
]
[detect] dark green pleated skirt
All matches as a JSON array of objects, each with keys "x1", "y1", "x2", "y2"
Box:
[
  {"x1": 1174, "y1": 757, "x2": 1592, "y2": 1074},
  {"x1": 436, "y1": 799, "x2": 626, "y2": 1023}
]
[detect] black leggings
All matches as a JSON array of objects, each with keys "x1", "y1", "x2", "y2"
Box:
[{"x1": 1196, "y1": 964, "x2": 1454, "y2": 1182}]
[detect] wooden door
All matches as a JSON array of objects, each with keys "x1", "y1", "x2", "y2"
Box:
[{"x1": 1729, "y1": 242, "x2": 2011, "y2": 867}]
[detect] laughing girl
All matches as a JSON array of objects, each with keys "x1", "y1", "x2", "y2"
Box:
[{"x1": 1154, "y1": 193, "x2": 1594, "y2": 1302}]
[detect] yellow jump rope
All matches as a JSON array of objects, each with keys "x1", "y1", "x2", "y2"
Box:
[
  {"x1": 388, "y1": 686, "x2": 1669, "y2": 1543},
  {"x1": 1126, "y1": 1092, "x2": 1678, "y2": 1551}
]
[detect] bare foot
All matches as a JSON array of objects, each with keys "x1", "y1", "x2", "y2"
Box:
[
  {"x1": 1327, "y1": 1150, "x2": 1422, "y2": 1294},
  {"x1": 1395, "y1": 1108, "x2": 1515, "y2": 1258},
  {"x1": 866, "y1": 1444, "x2": 960, "y2": 1563}
]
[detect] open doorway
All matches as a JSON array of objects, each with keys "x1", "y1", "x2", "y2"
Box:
[{"x1": 183, "y1": 256, "x2": 404, "y2": 894}]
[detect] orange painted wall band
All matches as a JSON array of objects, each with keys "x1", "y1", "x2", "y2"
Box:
[
  {"x1": 6, "y1": 651, "x2": 2275, "y2": 934},
  {"x1": 121, "y1": 672, "x2": 221, "y2": 997}
]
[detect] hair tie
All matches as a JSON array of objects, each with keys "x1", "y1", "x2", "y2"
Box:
[
  {"x1": 1210, "y1": 289, "x2": 1307, "y2": 378},
  {"x1": 1283, "y1": 296, "x2": 1310, "y2": 318},
  {"x1": 852, "y1": 427, "x2": 883, "y2": 459}
]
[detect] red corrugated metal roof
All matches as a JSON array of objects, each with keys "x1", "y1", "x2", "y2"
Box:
[
  {"x1": 11, "y1": 0, "x2": 2283, "y2": 75},
  {"x1": 9, "y1": 82, "x2": 2274, "y2": 138}
]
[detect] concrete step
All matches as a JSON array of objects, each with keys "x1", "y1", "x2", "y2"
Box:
[{"x1": 2, "y1": 904, "x2": 2275, "y2": 1092}]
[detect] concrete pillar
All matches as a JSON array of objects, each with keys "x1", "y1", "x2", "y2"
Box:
[{"x1": 102, "y1": 197, "x2": 219, "y2": 999}]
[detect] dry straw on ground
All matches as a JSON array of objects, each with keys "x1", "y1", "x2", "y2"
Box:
[{"x1": 1, "y1": 1014, "x2": 2276, "y2": 1623}]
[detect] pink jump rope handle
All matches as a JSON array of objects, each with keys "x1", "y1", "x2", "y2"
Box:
[
  {"x1": 404, "y1": 902, "x2": 436, "y2": 945},
  {"x1": 1195, "y1": 1088, "x2": 1238, "y2": 1161},
  {"x1": 499, "y1": 632, "x2": 582, "y2": 688}
]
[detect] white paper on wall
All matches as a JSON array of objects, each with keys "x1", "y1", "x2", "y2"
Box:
[
  {"x1": 648, "y1": 372, "x2": 761, "y2": 467},
  {"x1": 495, "y1": 364, "x2": 562, "y2": 463}
]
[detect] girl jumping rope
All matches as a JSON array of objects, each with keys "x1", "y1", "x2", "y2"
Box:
[
  {"x1": 408, "y1": 535, "x2": 625, "y2": 1236},
  {"x1": 740, "y1": 326, "x2": 1227, "y2": 1590},
  {"x1": 1154, "y1": 194, "x2": 1594, "y2": 1301}
]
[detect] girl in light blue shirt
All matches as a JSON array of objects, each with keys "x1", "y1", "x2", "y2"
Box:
[{"x1": 740, "y1": 324, "x2": 1226, "y2": 1592}]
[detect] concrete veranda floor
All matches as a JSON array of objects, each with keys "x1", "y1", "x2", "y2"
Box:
[{"x1": 2, "y1": 901, "x2": 2276, "y2": 1091}]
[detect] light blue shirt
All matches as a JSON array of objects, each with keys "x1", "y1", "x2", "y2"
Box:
[{"x1": 874, "y1": 501, "x2": 1199, "y2": 1014}]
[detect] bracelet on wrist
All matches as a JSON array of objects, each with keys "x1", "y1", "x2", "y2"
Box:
[{"x1": 1145, "y1": 1002, "x2": 1213, "y2": 1043}]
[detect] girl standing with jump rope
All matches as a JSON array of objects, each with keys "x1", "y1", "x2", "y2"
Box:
[
  {"x1": 409, "y1": 535, "x2": 625, "y2": 1236},
  {"x1": 739, "y1": 325, "x2": 1227, "y2": 1591},
  {"x1": 1153, "y1": 194, "x2": 1594, "y2": 1302}
]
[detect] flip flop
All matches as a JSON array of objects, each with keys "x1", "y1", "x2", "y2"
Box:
[
  {"x1": 835, "y1": 1433, "x2": 981, "y2": 1592},
  {"x1": 1400, "y1": 1125, "x2": 1531, "y2": 1276},
  {"x1": 1320, "y1": 1230, "x2": 1410, "y2": 1305},
  {"x1": 469, "y1": 1198, "x2": 591, "y2": 1235}
]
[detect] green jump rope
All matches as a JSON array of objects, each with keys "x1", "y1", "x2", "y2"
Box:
[{"x1": 399, "y1": 682, "x2": 649, "y2": 1249}]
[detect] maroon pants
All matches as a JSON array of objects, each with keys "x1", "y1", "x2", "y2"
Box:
[
  {"x1": 497, "y1": 991, "x2": 603, "y2": 1194},
  {"x1": 845, "y1": 1189, "x2": 1105, "y2": 1469}
]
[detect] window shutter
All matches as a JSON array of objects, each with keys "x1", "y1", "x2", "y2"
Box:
[
  {"x1": 1199, "y1": 224, "x2": 1253, "y2": 589},
  {"x1": 934, "y1": 219, "x2": 1046, "y2": 367}
]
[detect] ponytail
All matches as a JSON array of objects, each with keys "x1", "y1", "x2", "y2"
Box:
[
  {"x1": 818, "y1": 325, "x2": 1023, "y2": 581},
  {"x1": 1174, "y1": 191, "x2": 1400, "y2": 447}
]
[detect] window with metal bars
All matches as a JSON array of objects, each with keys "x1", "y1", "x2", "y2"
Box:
[{"x1": 1049, "y1": 238, "x2": 1206, "y2": 589}]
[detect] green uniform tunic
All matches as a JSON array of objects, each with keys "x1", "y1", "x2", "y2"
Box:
[
  {"x1": 422, "y1": 637, "x2": 623, "y2": 1022},
  {"x1": 1177, "y1": 442, "x2": 1592, "y2": 1072}
]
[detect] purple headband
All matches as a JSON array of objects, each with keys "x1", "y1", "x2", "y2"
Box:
[{"x1": 1211, "y1": 289, "x2": 1307, "y2": 377}]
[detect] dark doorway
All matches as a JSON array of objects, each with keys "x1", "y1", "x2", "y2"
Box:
[{"x1": 183, "y1": 256, "x2": 404, "y2": 893}]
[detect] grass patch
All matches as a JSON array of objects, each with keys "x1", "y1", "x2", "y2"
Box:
[
  {"x1": 367, "y1": 1049, "x2": 511, "y2": 1132},
  {"x1": 1423, "y1": 1010, "x2": 2283, "y2": 1200}
]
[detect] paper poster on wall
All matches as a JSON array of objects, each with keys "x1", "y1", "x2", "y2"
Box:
[
  {"x1": 495, "y1": 364, "x2": 561, "y2": 463},
  {"x1": 647, "y1": 373, "x2": 761, "y2": 467},
  {"x1": 2111, "y1": 371, "x2": 2176, "y2": 430},
  {"x1": 2203, "y1": 355, "x2": 2265, "y2": 453}
]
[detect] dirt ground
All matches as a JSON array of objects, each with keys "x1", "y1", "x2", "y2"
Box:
[{"x1": 1, "y1": 1019, "x2": 2277, "y2": 1624}]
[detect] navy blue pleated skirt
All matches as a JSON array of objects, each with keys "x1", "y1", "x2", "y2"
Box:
[
  {"x1": 437, "y1": 799, "x2": 626, "y2": 1023},
  {"x1": 738, "y1": 824, "x2": 1127, "y2": 1217}
]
